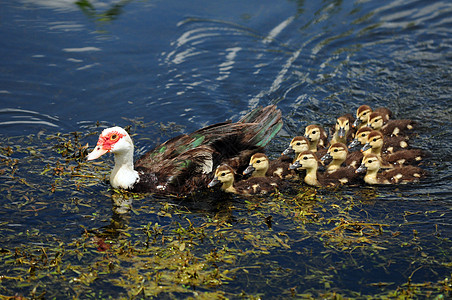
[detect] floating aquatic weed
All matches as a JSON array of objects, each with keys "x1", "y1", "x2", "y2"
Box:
[{"x1": 0, "y1": 129, "x2": 451, "y2": 299}]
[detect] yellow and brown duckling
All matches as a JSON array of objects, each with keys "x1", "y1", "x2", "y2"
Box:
[
  {"x1": 208, "y1": 164, "x2": 279, "y2": 195},
  {"x1": 349, "y1": 126, "x2": 410, "y2": 154},
  {"x1": 330, "y1": 116, "x2": 354, "y2": 145},
  {"x1": 304, "y1": 125, "x2": 328, "y2": 156},
  {"x1": 320, "y1": 143, "x2": 362, "y2": 184},
  {"x1": 361, "y1": 131, "x2": 426, "y2": 167},
  {"x1": 367, "y1": 111, "x2": 415, "y2": 137},
  {"x1": 321, "y1": 143, "x2": 363, "y2": 172},
  {"x1": 348, "y1": 126, "x2": 373, "y2": 149},
  {"x1": 353, "y1": 105, "x2": 392, "y2": 129},
  {"x1": 356, "y1": 154, "x2": 426, "y2": 185},
  {"x1": 243, "y1": 153, "x2": 293, "y2": 180},
  {"x1": 282, "y1": 136, "x2": 311, "y2": 162},
  {"x1": 289, "y1": 150, "x2": 350, "y2": 187}
]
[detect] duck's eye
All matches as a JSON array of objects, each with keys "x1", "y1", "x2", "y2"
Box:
[
  {"x1": 256, "y1": 160, "x2": 261, "y2": 163},
  {"x1": 361, "y1": 133, "x2": 366, "y2": 137},
  {"x1": 345, "y1": 121, "x2": 349, "y2": 126},
  {"x1": 303, "y1": 156, "x2": 308, "y2": 160},
  {"x1": 368, "y1": 159, "x2": 373, "y2": 163},
  {"x1": 363, "y1": 112, "x2": 367, "y2": 116},
  {"x1": 373, "y1": 138, "x2": 377, "y2": 142},
  {"x1": 296, "y1": 142, "x2": 301, "y2": 146},
  {"x1": 110, "y1": 134, "x2": 118, "y2": 141},
  {"x1": 334, "y1": 149, "x2": 338, "y2": 152},
  {"x1": 312, "y1": 130, "x2": 317, "y2": 134}
]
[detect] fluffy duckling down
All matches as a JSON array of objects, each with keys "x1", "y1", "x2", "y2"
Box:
[
  {"x1": 208, "y1": 164, "x2": 279, "y2": 195},
  {"x1": 356, "y1": 154, "x2": 426, "y2": 185}
]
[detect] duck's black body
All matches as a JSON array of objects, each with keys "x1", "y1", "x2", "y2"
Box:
[{"x1": 133, "y1": 105, "x2": 283, "y2": 196}]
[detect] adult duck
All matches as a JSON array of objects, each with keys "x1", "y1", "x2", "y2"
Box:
[{"x1": 86, "y1": 105, "x2": 283, "y2": 197}]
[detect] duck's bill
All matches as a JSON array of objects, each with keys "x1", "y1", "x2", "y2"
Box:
[
  {"x1": 352, "y1": 118, "x2": 362, "y2": 128},
  {"x1": 243, "y1": 165, "x2": 255, "y2": 176},
  {"x1": 289, "y1": 161, "x2": 302, "y2": 170},
  {"x1": 320, "y1": 153, "x2": 332, "y2": 162},
  {"x1": 208, "y1": 177, "x2": 220, "y2": 188},
  {"x1": 348, "y1": 139, "x2": 360, "y2": 149},
  {"x1": 338, "y1": 127, "x2": 346, "y2": 138},
  {"x1": 355, "y1": 164, "x2": 367, "y2": 173},
  {"x1": 361, "y1": 143, "x2": 372, "y2": 152},
  {"x1": 282, "y1": 147, "x2": 294, "y2": 156},
  {"x1": 86, "y1": 146, "x2": 109, "y2": 161}
]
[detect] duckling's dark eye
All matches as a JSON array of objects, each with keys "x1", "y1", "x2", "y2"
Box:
[
  {"x1": 312, "y1": 130, "x2": 317, "y2": 134},
  {"x1": 334, "y1": 149, "x2": 338, "y2": 152},
  {"x1": 368, "y1": 159, "x2": 373, "y2": 163},
  {"x1": 361, "y1": 133, "x2": 366, "y2": 137},
  {"x1": 256, "y1": 160, "x2": 261, "y2": 163},
  {"x1": 221, "y1": 172, "x2": 226, "y2": 177},
  {"x1": 373, "y1": 138, "x2": 377, "y2": 142},
  {"x1": 303, "y1": 156, "x2": 308, "y2": 160},
  {"x1": 296, "y1": 142, "x2": 301, "y2": 146},
  {"x1": 110, "y1": 134, "x2": 118, "y2": 141},
  {"x1": 363, "y1": 112, "x2": 367, "y2": 116}
]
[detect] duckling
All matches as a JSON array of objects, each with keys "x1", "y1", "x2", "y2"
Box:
[
  {"x1": 330, "y1": 116, "x2": 354, "y2": 145},
  {"x1": 304, "y1": 125, "x2": 328, "y2": 156},
  {"x1": 356, "y1": 154, "x2": 426, "y2": 185},
  {"x1": 349, "y1": 126, "x2": 410, "y2": 153},
  {"x1": 361, "y1": 131, "x2": 426, "y2": 167},
  {"x1": 289, "y1": 151, "x2": 348, "y2": 187},
  {"x1": 348, "y1": 126, "x2": 373, "y2": 150},
  {"x1": 208, "y1": 164, "x2": 279, "y2": 195},
  {"x1": 243, "y1": 153, "x2": 293, "y2": 180},
  {"x1": 353, "y1": 105, "x2": 392, "y2": 129},
  {"x1": 367, "y1": 112, "x2": 415, "y2": 137},
  {"x1": 282, "y1": 136, "x2": 311, "y2": 162},
  {"x1": 321, "y1": 143, "x2": 363, "y2": 172}
]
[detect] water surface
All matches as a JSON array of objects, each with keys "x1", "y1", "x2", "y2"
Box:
[{"x1": 1, "y1": 0, "x2": 451, "y2": 298}]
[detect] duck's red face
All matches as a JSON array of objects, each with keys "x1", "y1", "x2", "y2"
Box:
[{"x1": 86, "y1": 128, "x2": 126, "y2": 160}]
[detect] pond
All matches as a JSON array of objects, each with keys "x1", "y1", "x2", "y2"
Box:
[{"x1": 1, "y1": 0, "x2": 451, "y2": 298}]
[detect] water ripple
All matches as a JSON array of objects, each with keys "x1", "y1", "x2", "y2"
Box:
[{"x1": 0, "y1": 108, "x2": 61, "y2": 130}]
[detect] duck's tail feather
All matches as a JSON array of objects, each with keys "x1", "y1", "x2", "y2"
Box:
[{"x1": 241, "y1": 105, "x2": 283, "y2": 148}]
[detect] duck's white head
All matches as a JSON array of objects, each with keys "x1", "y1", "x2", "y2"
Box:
[
  {"x1": 87, "y1": 127, "x2": 133, "y2": 161},
  {"x1": 87, "y1": 126, "x2": 138, "y2": 190}
]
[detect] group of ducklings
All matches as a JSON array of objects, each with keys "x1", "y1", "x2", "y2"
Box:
[{"x1": 208, "y1": 105, "x2": 428, "y2": 195}]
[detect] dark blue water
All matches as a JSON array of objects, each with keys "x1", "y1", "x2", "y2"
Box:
[{"x1": 1, "y1": 0, "x2": 451, "y2": 298}]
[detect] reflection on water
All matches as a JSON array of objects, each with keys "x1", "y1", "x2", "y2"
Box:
[{"x1": 1, "y1": 0, "x2": 452, "y2": 298}]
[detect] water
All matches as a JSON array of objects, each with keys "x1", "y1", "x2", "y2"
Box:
[{"x1": 1, "y1": 0, "x2": 451, "y2": 298}]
